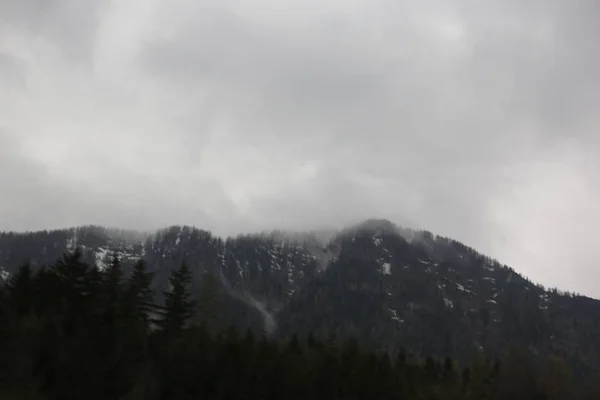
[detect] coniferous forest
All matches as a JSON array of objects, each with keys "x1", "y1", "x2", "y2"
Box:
[{"x1": 1, "y1": 249, "x2": 600, "y2": 400}]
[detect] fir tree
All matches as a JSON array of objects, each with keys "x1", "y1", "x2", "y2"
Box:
[
  {"x1": 158, "y1": 262, "x2": 195, "y2": 334},
  {"x1": 6, "y1": 262, "x2": 33, "y2": 318},
  {"x1": 125, "y1": 259, "x2": 155, "y2": 326},
  {"x1": 98, "y1": 254, "x2": 125, "y2": 328}
]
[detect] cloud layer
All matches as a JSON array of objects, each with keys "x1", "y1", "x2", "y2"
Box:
[{"x1": 1, "y1": 0, "x2": 599, "y2": 296}]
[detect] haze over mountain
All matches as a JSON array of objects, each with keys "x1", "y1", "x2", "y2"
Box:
[{"x1": 2, "y1": 0, "x2": 600, "y2": 299}]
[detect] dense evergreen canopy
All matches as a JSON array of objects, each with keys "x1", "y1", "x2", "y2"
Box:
[{"x1": 1, "y1": 250, "x2": 599, "y2": 399}]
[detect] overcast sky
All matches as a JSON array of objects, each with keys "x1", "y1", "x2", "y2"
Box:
[{"x1": 1, "y1": 0, "x2": 599, "y2": 296}]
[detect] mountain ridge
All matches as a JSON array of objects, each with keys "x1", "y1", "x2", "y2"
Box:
[{"x1": 0, "y1": 219, "x2": 588, "y2": 297}]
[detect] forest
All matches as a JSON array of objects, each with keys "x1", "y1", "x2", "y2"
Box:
[{"x1": 1, "y1": 249, "x2": 599, "y2": 400}]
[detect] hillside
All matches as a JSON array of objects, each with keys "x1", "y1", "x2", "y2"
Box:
[{"x1": 1, "y1": 220, "x2": 599, "y2": 376}]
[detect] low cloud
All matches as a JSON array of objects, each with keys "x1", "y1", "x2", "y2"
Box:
[{"x1": 0, "y1": 0, "x2": 599, "y2": 296}]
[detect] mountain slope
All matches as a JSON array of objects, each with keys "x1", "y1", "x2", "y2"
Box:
[
  {"x1": 277, "y1": 222, "x2": 598, "y2": 374},
  {"x1": 1, "y1": 220, "x2": 599, "y2": 376}
]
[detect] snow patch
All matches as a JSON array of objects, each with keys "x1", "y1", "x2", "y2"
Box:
[
  {"x1": 66, "y1": 236, "x2": 77, "y2": 251},
  {"x1": 483, "y1": 263, "x2": 495, "y2": 272},
  {"x1": 389, "y1": 308, "x2": 404, "y2": 322},
  {"x1": 0, "y1": 267, "x2": 10, "y2": 281},
  {"x1": 286, "y1": 262, "x2": 295, "y2": 296},
  {"x1": 268, "y1": 248, "x2": 282, "y2": 271},
  {"x1": 381, "y1": 262, "x2": 391, "y2": 275},
  {"x1": 444, "y1": 297, "x2": 453, "y2": 309},
  {"x1": 95, "y1": 247, "x2": 110, "y2": 271},
  {"x1": 236, "y1": 260, "x2": 243, "y2": 279},
  {"x1": 539, "y1": 293, "x2": 550, "y2": 310},
  {"x1": 486, "y1": 299, "x2": 497, "y2": 304},
  {"x1": 456, "y1": 283, "x2": 475, "y2": 295},
  {"x1": 483, "y1": 277, "x2": 496, "y2": 283},
  {"x1": 373, "y1": 236, "x2": 383, "y2": 246}
]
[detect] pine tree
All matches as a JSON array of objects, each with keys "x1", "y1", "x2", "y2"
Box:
[
  {"x1": 119, "y1": 259, "x2": 157, "y2": 398},
  {"x1": 54, "y1": 249, "x2": 96, "y2": 306},
  {"x1": 125, "y1": 259, "x2": 155, "y2": 326},
  {"x1": 37, "y1": 250, "x2": 106, "y2": 399},
  {"x1": 97, "y1": 254, "x2": 127, "y2": 395},
  {"x1": 104, "y1": 254, "x2": 124, "y2": 294},
  {"x1": 100, "y1": 254, "x2": 124, "y2": 326},
  {"x1": 158, "y1": 262, "x2": 195, "y2": 334},
  {"x1": 0, "y1": 283, "x2": 10, "y2": 389},
  {"x1": 6, "y1": 262, "x2": 33, "y2": 318},
  {"x1": 0, "y1": 283, "x2": 8, "y2": 330}
]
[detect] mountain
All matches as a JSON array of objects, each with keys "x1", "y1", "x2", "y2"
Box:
[{"x1": 1, "y1": 219, "x2": 599, "y2": 377}]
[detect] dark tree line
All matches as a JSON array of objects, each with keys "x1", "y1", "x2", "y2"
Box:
[{"x1": 0, "y1": 249, "x2": 599, "y2": 399}]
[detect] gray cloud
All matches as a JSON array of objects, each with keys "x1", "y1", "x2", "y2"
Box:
[
  {"x1": 0, "y1": 0, "x2": 599, "y2": 296},
  {"x1": 0, "y1": 0, "x2": 109, "y2": 63}
]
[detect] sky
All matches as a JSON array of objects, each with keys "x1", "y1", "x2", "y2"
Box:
[{"x1": 1, "y1": 0, "x2": 599, "y2": 296}]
